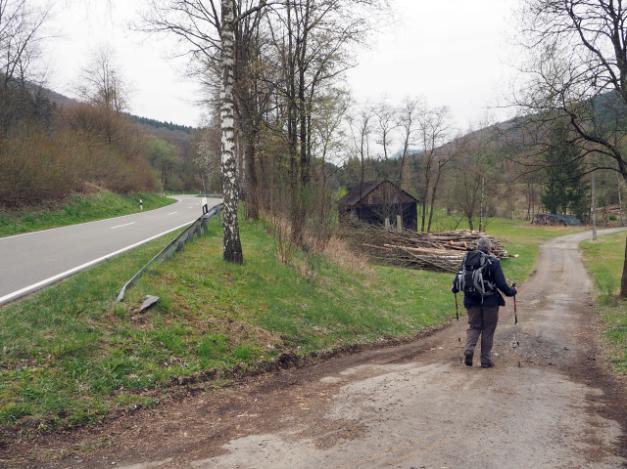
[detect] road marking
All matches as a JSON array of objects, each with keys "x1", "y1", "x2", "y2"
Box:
[
  {"x1": 0, "y1": 196, "x2": 188, "y2": 242},
  {"x1": 167, "y1": 211, "x2": 178, "y2": 215},
  {"x1": 0, "y1": 220, "x2": 195, "y2": 306},
  {"x1": 110, "y1": 222, "x2": 136, "y2": 230}
]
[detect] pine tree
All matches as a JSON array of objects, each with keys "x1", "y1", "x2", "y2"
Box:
[{"x1": 541, "y1": 124, "x2": 588, "y2": 220}]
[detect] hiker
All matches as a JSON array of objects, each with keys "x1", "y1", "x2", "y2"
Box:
[{"x1": 452, "y1": 236, "x2": 516, "y2": 368}]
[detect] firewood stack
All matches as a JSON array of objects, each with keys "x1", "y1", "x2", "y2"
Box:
[{"x1": 342, "y1": 225, "x2": 508, "y2": 273}]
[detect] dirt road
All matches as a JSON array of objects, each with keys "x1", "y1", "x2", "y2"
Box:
[{"x1": 4, "y1": 229, "x2": 626, "y2": 468}]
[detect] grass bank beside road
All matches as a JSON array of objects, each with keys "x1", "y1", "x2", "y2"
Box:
[
  {"x1": 0, "y1": 216, "x2": 582, "y2": 433},
  {"x1": 581, "y1": 232, "x2": 627, "y2": 374},
  {"x1": 0, "y1": 191, "x2": 175, "y2": 238}
]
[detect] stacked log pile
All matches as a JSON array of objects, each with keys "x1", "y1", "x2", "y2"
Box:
[{"x1": 343, "y1": 226, "x2": 508, "y2": 272}]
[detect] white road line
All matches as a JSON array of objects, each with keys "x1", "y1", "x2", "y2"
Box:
[
  {"x1": 167, "y1": 211, "x2": 178, "y2": 215},
  {"x1": 0, "y1": 220, "x2": 194, "y2": 306},
  {"x1": 110, "y1": 222, "x2": 136, "y2": 230},
  {"x1": 0, "y1": 197, "x2": 186, "y2": 242}
]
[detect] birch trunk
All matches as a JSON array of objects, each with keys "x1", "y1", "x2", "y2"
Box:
[{"x1": 220, "y1": 0, "x2": 243, "y2": 264}]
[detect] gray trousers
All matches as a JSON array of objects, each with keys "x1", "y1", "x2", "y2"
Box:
[{"x1": 465, "y1": 305, "x2": 499, "y2": 365}]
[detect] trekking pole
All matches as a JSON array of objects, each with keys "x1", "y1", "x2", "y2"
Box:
[
  {"x1": 454, "y1": 292, "x2": 459, "y2": 321},
  {"x1": 512, "y1": 282, "x2": 518, "y2": 325}
]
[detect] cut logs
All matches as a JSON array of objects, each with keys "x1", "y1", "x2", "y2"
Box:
[{"x1": 342, "y1": 225, "x2": 508, "y2": 272}]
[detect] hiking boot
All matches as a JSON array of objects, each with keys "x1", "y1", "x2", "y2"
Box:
[
  {"x1": 464, "y1": 351, "x2": 473, "y2": 367},
  {"x1": 480, "y1": 361, "x2": 494, "y2": 368}
]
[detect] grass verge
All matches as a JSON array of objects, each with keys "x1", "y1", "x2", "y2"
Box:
[
  {"x1": 0, "y1": 191, "x2": 175, "y2": 238},
  {"x1": 0, "y1": 215, "x2": 581, "y2": 432},
  {"x1": 581, "y1": 232, "x2": 627, "y2": 374}
]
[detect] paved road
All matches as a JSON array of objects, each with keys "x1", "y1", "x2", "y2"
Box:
[{"x1": 0, "y1": 195, "x2": 221, "y2": 305}]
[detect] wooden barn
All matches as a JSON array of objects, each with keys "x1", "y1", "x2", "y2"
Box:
[{"x1": 338, "y1": 180, "x2": 419, "y2": 231}]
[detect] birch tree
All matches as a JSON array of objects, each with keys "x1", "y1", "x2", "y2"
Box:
[
  {"x1": 148, "y1": 0, "x2": 273, "y2": 263},
  {"x1": 218, "y1": 0, "x2": 243, "y2": 262}
]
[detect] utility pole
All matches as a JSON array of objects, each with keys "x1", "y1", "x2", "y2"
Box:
[
  {"x1": 618, "y1": 173, "x2": 625, "y2": 227},
  {"x1": 479, "y1": 174, "x2": 485, "y2": 232},
  {"x1": 591, "y1": 170, "x2": 597, "y2": 240}
]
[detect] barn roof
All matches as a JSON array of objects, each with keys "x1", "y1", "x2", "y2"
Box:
[{"x1": 338, "y1": 180, "x2": 418, "y2": 207}]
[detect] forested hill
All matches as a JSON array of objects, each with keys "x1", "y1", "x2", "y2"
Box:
[
  {"x1": 129, "y1": 115, "x2": 194, "y2": 134},
  {"x1": 39, "y1": 85, "x2": 195, "y2": 135},
  {"x1": 1, "y1": 80, "x2": 204, "y2": 207}
]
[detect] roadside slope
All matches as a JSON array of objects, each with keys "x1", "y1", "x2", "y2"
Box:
[
  {"x1": 581, "y1": 232, "x2": 627, "y2": 374},
  {"x1": 0, "y1": 191, "x2": 175, "y2": 238}
]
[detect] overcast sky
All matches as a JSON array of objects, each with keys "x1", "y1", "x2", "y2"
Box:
[{"x1": 40, "y1": 0, "x2": 522, "y2": 130}]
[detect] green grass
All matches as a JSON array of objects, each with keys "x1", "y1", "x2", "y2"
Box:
[
  {"x1": 0, "y1": 212, "x2": 581, "y2": 431},
  {"x1": 581, "y1": 232, "x2": 627, "y2": 374},
  {"x1": 0, "y1": 191, "x2": 175, "y2": 238}
]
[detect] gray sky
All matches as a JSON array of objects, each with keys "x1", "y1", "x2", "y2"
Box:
[{"x1": 40, "y1": 0, "x2": 521, "y2": 129}]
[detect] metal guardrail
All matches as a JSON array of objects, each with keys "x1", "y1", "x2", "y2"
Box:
[{"x1": 116, "y1": 203, "x2": 223, "y2": 302}]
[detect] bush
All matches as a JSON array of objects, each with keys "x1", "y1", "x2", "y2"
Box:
[{"x1": 0, "y1": 125, "x2": 82, "y2": 207}]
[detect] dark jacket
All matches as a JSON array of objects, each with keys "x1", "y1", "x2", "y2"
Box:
[{"x1": 451, "y1": 250, "x2": 517, "y2": 308}]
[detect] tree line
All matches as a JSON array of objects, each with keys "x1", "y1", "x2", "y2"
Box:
[{"x1": 149, "y1": 0, "x2": 627, "y2": 269}]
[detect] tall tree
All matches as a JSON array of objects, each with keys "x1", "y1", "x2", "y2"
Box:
[
  {"x1": 540, "y1": 122, "x2": 587, "y2": 220},
  {"x1": 417, "y1": 105, "x2": 449, "y2": 232},
  {"x1": 522, "y1": 0, "x2": 627, "y2": 295},
  {"x1": 397, "y1": 98, "x2": 420, "y2": 190},
  {"x1": 373, "y1": 101, "x2": 397, "y2": 179},
  {"x1": 266, "y1": 0, "x2": 380, "y2": 245},
  {"x1": 219, "y1": 0, "x2": 243, "y2": 262},
  {"x1": 347, "y1": 105, "x2": 373, "y2": 199},
  {"x1": 148, "y1": 0, "x2": 271, "y2": 263},
  {"x1": 0, "y1": 0, "x2": 50, "y2": 137}
]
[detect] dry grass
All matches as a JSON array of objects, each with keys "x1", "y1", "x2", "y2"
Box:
[{"x1": 321, "y1": 236, "x2": 374, "y2": 278}]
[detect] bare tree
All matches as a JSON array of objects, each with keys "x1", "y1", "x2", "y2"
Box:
[
  {"x1": 417, "y1": 105, "x2": 449, "y2": 232},
  {"x1": 426, "y1": 139, "x2": 459, "y2": 232},
  {"x1": 79, "y1": 47, "x2": 127, "y2": 112},
  {"x1": 0, "y1": 0, "x2": 50, "y2": 136},
  {"x1": 347, "y1": 104, "x2": 373, "y2": 200},
  {"x1": 521, "y1": 0, "x2": 627, "y2": 295},
  {"x1": 373, "y1": 100, "x2": 397, "y2": 179},
  {"x1": 266, "y1": 0, "x2": 382, "y2": 246},
  {"x1": 396, "y1": 97, "x2": 420, "y2": 190}
]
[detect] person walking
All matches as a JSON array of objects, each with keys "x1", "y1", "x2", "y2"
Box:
[{"x1": 452, "y1": 237, "x2": 516, "y2": 368}]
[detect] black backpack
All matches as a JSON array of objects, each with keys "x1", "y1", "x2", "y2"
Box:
[{"x1": 454, "y1": 251, "x2": 497, "y2": 299}]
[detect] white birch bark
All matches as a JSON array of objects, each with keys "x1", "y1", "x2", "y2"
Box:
[{"x1": 220, "y1": 0, "x2": 243, "y2": 263}]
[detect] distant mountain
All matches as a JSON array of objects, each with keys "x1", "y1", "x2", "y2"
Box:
[
  {"x1": 128, "y1": 115, "x2": 194, "y2": 134},
  {"x1": 37, "y1": 84, "x2": 196, "y2": 137}
]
